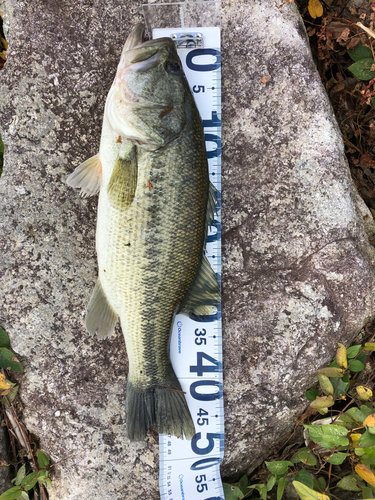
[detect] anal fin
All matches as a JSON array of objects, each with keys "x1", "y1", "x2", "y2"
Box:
[
  {"x1": 85, "y1": 279, "x2": 118, "y2": 339},
  {"x1": 66, "y1": 154, "x2": 102, "y2": 197},
  {"x1": 178, "y1": 254, "x2": 220, "y2": 319},
  {"x1": 205, "y1": 182, "x2": 219, "y2": 243}
]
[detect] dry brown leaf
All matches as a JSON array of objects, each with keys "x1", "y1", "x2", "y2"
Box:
[
  {"x1": 307, "y1": 27, "x2": 316, "y2": 37},
  {"x1": 295, "y1": 406, "x2": 318, "y2": 426},
  {"x1": 260, "y1": 75, "x2": 271, "y2": 84},
  {"x1": 347, "y1": 37, "x2": 360, "y2": 50},
  {"x1": 333, "y1": 82, "x2": 345, "y2": 92},
  {"x1": 337, "y1": 27, "x2": 350, "y2": 43},
  {"x1": 355, "y1": 464, "x2": 375, "y2": 488},
  {"x1": 361, "y1": 153, "x2": 375, "y2": 169}
]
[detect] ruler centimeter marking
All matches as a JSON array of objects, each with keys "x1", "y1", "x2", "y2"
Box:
[{"x1": 153, "y1": 27, "x2": 223, "y2": 500}]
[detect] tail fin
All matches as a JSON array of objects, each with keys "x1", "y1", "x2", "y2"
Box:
[
  {"x1": 125, "y1": 383, "x2": 155, "y2": 441},
  {"x1": 126, "y1": 370, "x2": 195, "y2": 441}
]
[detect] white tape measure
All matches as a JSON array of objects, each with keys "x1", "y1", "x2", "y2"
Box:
[{"x1": 153, "y1": 27, "x2": 223, "y2": 500}]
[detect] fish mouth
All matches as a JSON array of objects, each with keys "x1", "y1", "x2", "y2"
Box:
[{"x1": 121, "y1": 23, "x2": 174, "y2": 70}]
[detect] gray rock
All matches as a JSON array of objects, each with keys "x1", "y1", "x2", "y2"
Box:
[
  {"x1": 0, "y1": 0, "x2": 374, "y2": 498},
  {"x1": 0, "y1": 1, "x2": 159, "y2": 498},
  {"x1": 220, "y1": 0, "x2": 375, "y2": 478}
]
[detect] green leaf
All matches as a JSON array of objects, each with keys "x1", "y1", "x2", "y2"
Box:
[
  {"x1": 337, "y1": 475, "x2": 362, "y2": 491},
  {"x1": 318, "y1": 374, "x2": 334, "y2": 395},
  {"x1": 313, "y1": 477, "x2": 326, "y2": 493},
  {"x1": 3, "y1": 385, "x2": 19, "y2": 406},
  {"x1": 12, "y1": 465, "x2": 26, "y2": 486},
  {"x1": 358, "y1": 352, "x2": 367, "y2": 364},
  {"x1": 363, "y1": 486, "x2": 374, "y2": 499},
  {"x1": 0, "y1": 348, "x2": 23, "y2": 372},
  {"x1": 330, "y1": 376, "x2": 349, "y2": 397},
  {"x1": 304, "y1": 424, "x2": 349, "y2": 449},
  {"x1": 0, "y1": 487, "x2": 22, "y2": 500},
  {"x1": 351, "y1": 405, "x2": 375, "y2": 425},
  {"x1": 349, "y1": 359, "x2": 365, "y2": 372},
  {"x1": 347, "y1": 345, "x2": 363, "y2": 358},
  {"x1": 346, "y1": 407, "x2": 365, "y2": 424},
  {"x1": 35, "y1": 470, "x2": 49, "y2": 485},
  {"x1": 310, "y1": 395, "x2": 335, "y2": 409},
  {"x1": 232, "y1": 474, "x2": 248, "y2": 494},
  {"x1": 349, "y1": 59, "x2": 375, "y2": 81},
  {"x1": 294, "y1": 469, "x2": 314, "y2": 489},
  {"x1": 327, "y1": 452, "x2": 348, "y2": 464},
  {"x1": 267, "y1": 474, "x2": 276, "y2": 491},
  {"x1": 20, "y1": 471, "x2": 46, "y2": 491},
  {"x1": 223, "y1": 484, "x2": 243, "y2": 500},
  {"x1": 237, "y1": 474, "x2": 248, "y2": 487},
  {"x1": 363, "y1": 445, "x2": 375, "y2": 456},
  {"x1": 17, "y1": 494, "x2": 28, "y2": 500},
  {"x1": 265, "y1": 460, "x2": 293, "y2": 476},
  {"x1": 277, "y1": 477, "x2": 288, "y2": 500},
  {"x1": 292, "y1": 481, "x2": 330, "y2": 499},
  {"x1": 317, "y1": 367, "x2": 343, "y2": 377},
  {"x1": 293, "y1": 449, "x2": 317, "y2": 466},
  {"x1": 361, "y1": 405, "x2": 374, "y2": 418},
  {"x1": 0, "y1": 328, "x2": 10, "y2": 348},
  {"x1": 360, "y1": 431, "x2": 375, "y2": 448},
  {"x1": 249, "y1": 483, "x2": 267, "y2": 500},
  {"x1": 361, "y1": 454, "x2": 375, "y2": 465},
  {"x1": 305, "y1": 388, "x2": 319, "y2": 401},
  {"x1": 348, "y1": 42, "x2": 373, "y2": 62},
  {"x1": 37, "y1": 450, "x2": 50, "y2": 469}
]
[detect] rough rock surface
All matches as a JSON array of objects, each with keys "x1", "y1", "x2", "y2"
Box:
[
  {"x1": 220, "y1": 0, "x2": 375, "y2": 478},
  {"x1": 0, "y1": 0, "x2": 375, "y2": 498}
]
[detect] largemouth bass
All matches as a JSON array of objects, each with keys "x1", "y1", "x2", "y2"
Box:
[{"x1": 67, "y1": 24, "x2": 220, "y2": 441}]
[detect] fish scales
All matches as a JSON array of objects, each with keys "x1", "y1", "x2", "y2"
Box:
[
  {"x1": 67, "y1": 24, "x2": 220, "y2": 440},
  {"x1": 99, "y1": 119, "x2": 207, "y2": 383}
]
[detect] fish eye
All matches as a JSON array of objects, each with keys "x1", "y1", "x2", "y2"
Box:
[{"x1": 165, "y1": 61, "x2": 181, "y2": 75}]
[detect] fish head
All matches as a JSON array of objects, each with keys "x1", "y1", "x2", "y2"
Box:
[{"x1": 105, "y1": 24, "x2": 189, "y2": 151}]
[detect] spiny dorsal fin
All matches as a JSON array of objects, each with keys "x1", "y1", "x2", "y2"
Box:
[
  {"x1": 178, "y1": 253, "x2": 220, "y2": 319},
  {"x1": 66, "y1": 154, "x2": 102, "y2": 197},
  {"x1": 108, "y1": 146, "x2": 137, "y2": 209},
  {"x1": 85, "y1": 279, "x2": 118, "y2": 339},
  {"x1": 205, "y1": 182, "x2": 219, "y2": 243}
]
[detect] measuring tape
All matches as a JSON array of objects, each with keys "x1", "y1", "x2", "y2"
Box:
[{"x1": 153, "y1": 27, "x2": 223, "y2": 500}]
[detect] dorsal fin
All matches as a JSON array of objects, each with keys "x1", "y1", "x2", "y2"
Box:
[{"x1": 66, "y1": 154, "x2": 102, "y2": 197}]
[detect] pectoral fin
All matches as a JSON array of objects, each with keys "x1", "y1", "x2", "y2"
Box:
[
  {"x1": 108, "y1": 146, "x2": 137, "y2": 209},
  {"x1": 178, "y1": 254, "x2": 220, "y2": 319},
  {"x1": 66, "y1": 154, "x2": 102, "y2": 197},
  {"x1": 85, "y1": 279, "x2": 118, "y2": 339}
]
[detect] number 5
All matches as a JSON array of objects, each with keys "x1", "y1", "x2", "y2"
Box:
[{"x1": 193, "y1": 85, "x2": 205, "y2": 93}]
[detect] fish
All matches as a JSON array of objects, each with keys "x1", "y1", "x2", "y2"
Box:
[{"x1": 67, "y1": 24, "x2": 220, "y2": 441}]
